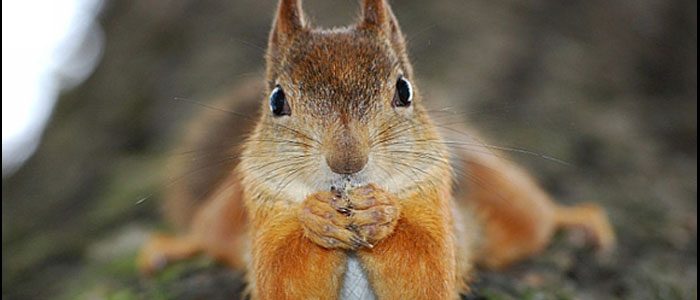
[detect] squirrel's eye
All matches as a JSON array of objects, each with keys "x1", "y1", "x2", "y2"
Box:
[
  {"x1": 269, "y1": 85, "x2": 291, "y2": 117},
  {"x1": 392, "y1": 76, "x2": 413, "y2": 108}
]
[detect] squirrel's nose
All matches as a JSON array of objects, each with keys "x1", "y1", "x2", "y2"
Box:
[
  {"x1": 326, "y1": 152, "x2": 368, "y2": 175},
  {"x1": 325, "y1": 129, "x2": 369, "y2": 175}
]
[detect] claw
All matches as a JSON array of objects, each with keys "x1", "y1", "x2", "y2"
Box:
[
  {"x1": 346, "y1": 224, "x2": 360, "y2": 233},
  {"x1": 330, "y1": 186, "x2": 342, "y2": 198},
  {"x1": 351, "y1": 235, "x2": 374, "y2": 249},
  {"x1": 337, "y1": 207, "x2": 353, "y2": 216}
]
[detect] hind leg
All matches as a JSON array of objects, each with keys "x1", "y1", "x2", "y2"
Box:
[
  {"x1": 138, "y1": 233, "x2": 201, "y2": 275},
  {"x1": 138, "y1": 177, "x2": 248, "y2": 275},
  {"x1": 554, "y1": 202, "x2": 615, "y2": 251},
  {"x1": 458, "y1": 150, "x2": 615, "y2": 269}
]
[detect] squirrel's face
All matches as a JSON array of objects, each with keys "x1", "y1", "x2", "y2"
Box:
[{"x1": 241, "y1": 0, "x2": 450, "y2": 201}]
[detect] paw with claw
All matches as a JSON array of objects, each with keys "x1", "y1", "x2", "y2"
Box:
[
  {"x1": 299, "y1": 190, "x2": 371, "y2": 250},
  {"x1": 299, "y1": 184, "x2": 400, "y2": 250}
]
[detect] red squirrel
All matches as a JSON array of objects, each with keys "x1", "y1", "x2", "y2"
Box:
[{"x1": 139, "y1": 1, "x2": 615, "y2": 298}]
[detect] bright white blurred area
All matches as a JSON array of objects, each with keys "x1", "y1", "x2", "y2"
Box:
[{"x1": 2, "y1": 0, "x2": 104, "y2": 176}]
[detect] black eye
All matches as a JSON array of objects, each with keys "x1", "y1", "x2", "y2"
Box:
[
  {"x1": 392, "y1": 76, "x2": 413, "y2": 108},
  {"x1": 269, "y1": 85, "x2": 291, "y2": 117}
]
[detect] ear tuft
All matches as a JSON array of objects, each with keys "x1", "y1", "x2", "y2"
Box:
[
  {"x1": 361, "y1": 0, "x2": 389, "y2": 28},
  {"x1": 270, "y1": 0, "x2": 306, "y2": 47},
  {"x1": 359, "y1": 0, "x2": 402, "y2": 40},
  {"x1": 359, "y1": 0, "x2": 413, "y2": 77}
]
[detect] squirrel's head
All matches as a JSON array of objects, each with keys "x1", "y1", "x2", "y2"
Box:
[{"x1": 241, "y1": 0, "x2": 450, "y2": 201}]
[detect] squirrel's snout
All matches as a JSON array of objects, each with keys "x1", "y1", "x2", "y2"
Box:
[
  {"x1": 325, "y1": 129, "x2": 369, "y2": 175},
  {"x1": 326, "y1": 152, "x2": 368, "y2": 175}
]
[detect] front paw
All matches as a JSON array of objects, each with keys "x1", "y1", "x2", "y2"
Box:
[
  {"x1": 299, "y1": 191, "x2": 371, "y2": 250},
  {"x1": 346, "y1": 184, "x2": 401, "y2": 245}
]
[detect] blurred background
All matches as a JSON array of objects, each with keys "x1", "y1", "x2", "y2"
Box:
[{"x1": 2, "y1": 0, "x2": 696, "y2": 299}]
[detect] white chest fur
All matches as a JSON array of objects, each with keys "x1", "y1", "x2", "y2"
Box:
[{"x1": 340, "y1": 254, "x2": 376, "y2": 300}]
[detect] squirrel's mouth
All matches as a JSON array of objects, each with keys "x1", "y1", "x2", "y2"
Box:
[
  {"x1": 322, "y1": 155, "x2": 373, "y2": 191},
  {"x1": 328, "y1": 173, "x2": 371, "y2": 192}
]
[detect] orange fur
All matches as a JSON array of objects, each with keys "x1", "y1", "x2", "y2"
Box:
[
  {"x1": 357, "y1": 187, "x2": 463, "y2": 299},
  {"x1": 247, "y1": 200, "x2": 347, "y2": 299},
  {"x1": 139, "y1": 0, "x2": 615, "y2": 298},
  {"x1": 456, "y1": 148, "x2": 614, "y2": 269},
  {"x1": 139, "y1": 175, "x2": 248, "y2": 274}
]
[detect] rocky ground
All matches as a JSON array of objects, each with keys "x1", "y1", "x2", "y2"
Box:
[{"x1": 3, "y1": 0, "x2": 696, "y2": 299}]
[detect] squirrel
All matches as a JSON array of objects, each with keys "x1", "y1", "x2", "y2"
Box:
[{"x1": 138, "y1": 0, "x2": 616, "y2": 299}]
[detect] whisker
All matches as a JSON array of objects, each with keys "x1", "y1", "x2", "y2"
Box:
[
  {"x1": 241, "y1": 155, "x2": 315, "y2": 174},
  {"x1": 425, "y1": 103, "x2": 520, "y2": 119},
  {"x1": 440, "y1": 140, "x2": 572, "y2": 166},
  {"x1": 374, "y1": 161, "x2": 400, "y2": 192},
  {"x1": 378, "y1": 132, "x2": 571, "y2": 167},
  {"x1": 369, "y1": 112, "x2": 410, "y2": 144},
  {"x1": 173, "y1": 96, "x2": 251, "y2": 118},
  {"x1": 373, "y1": 107, "x2": 571, "y2": 167},
  {"x1": 229, "y1": 37, "x2": 267, "y2": 54},
  {"x1": 407, "y1": 23, "x2": 438, "y2": 44},
  {"x1": 378, "y1": 151, "x2": 512, "y2": 204},
  {"x1": 377, "y1": 156, "x2": 431, "y2": 196},
  {"x1": 257, "y1": 163, "x2": 309, "y2": 186},
  {"x1": 245, "y1": 138, "x2": 317, "y2": 149},
  {"x1": 381, "y1": 150, "x2": 452, "y2": 165},
  {"x1": 134, "y1": 156, "x2": 238, "y2": 204},
  {"x1": 172, "y1": 96, "x2": 321, "y2": 145},
  {"x1": 271, "y1": 162, "x2": 314, "y2": 199}
]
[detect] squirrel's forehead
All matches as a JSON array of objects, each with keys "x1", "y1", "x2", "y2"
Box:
[
  {"x1": 272, "y1": 32, "x2": 400, "y2": 116},
  {"x1": 287, "y1": 33, "x2": 395, "y2": 77}
]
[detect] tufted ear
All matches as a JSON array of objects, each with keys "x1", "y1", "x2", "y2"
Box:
[
  {"x1": 360, "y1": 0, "x2": 403, "y2": 38},
  {"x1": 269, "y1": 0, "x2": 306, "y2": 50},
  {"x1": 359, "y1": 0, "x2": 412, "y2": 75},
  {"x1": 361, "y1": 0, "x2": 389, "y2": 28}
]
